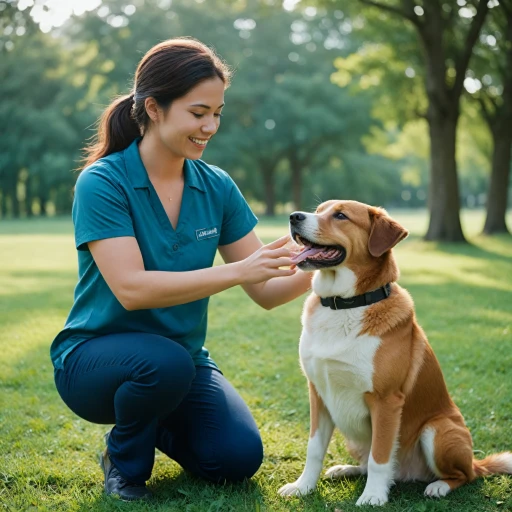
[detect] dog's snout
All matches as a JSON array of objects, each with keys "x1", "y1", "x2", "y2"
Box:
[{"x1": 290, "y1": 212, "x2": 306, "y2": 225}]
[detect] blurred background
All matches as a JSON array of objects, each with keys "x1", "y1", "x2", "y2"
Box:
[{"x1": 0, "y1": 0, "x2": 510, "y2": 241}]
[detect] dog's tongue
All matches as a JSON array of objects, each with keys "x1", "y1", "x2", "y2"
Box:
[{"x1": 291, "y1": 246, "x2": 325, "y2": 263}]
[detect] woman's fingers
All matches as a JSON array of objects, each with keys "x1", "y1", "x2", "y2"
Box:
[
  {"x1": 269, "y1": 257, "x2": 294, "y2": 268},
  {"x1": 265, "y1": 234, "x2": 291, "y2": 250}
]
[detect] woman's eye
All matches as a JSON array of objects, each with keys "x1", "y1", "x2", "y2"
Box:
[
  {"x1": 334, "y1": 212, "x2": 348, "y2": 220},
  {"x1": 214, "y1": 113, "x2": 223, "y2": 118},
  {"x1": 192, "y1": 113, "x2": 203, "y2": 118}
]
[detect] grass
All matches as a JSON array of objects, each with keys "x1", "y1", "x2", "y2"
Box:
[{"x1": 0, "y1": 209, "x2": 511, "y2": 511}]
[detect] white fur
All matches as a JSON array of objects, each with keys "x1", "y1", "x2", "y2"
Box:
[
  {"x1": 312, "y1": 266, "x2": 358, "y2": 298},
  {"x1": 279, "y1": 268, "x2": 382, "y2": 497},
  {"x1": 420, "y1": 427, "x2": 442, "y2": 477},
  {"x1": 356, "y1": 453, "x2": 395, "y2": 506},
  {"x1": 301, "y1": 269, "x2": 380, "y2": 444},
  {"x1": 424, "y1": 480, "x2": 451, "y2": 498},
  {"x1": 326, "y1": 464, "x2": 365, "y2": 479},
  {"x1": 278, "y1": 409, "x2": 334, "y2": 497},
  {"x1": 295, "y1": 212, "x2": 321, "y2": 245}
]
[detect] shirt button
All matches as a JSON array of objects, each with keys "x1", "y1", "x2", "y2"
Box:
[{"x1": 173, "y1": 244, "x2": 179, "y2": 251}]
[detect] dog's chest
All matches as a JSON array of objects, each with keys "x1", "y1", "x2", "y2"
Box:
[{"x1": 300, "y1": 304, "x2": 381, "y2": 441}]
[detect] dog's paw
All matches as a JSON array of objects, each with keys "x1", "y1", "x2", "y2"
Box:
[
  {"x1": 424, "y1": 480, "x2": 451, "y2": 498},
  {"x1": 278, "y1": 481, "x2": 314, "y2": 497},
  {"x1": 325, "y1": 464, "x2": 363, "y2": 479},
  {"x1": 356, "y1": 490, "x2": 388, "y2": 506}
]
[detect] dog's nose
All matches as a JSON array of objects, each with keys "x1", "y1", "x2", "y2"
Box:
[{"x1": 290, "y1": 212, "x2": 306, "y2": 225}]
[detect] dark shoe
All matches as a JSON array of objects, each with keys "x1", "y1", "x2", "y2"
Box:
[{"x1": 100, "y1": 448, "x2": 153, "y2": 501}]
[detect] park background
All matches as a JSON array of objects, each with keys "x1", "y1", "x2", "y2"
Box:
[{"x1": 0, "y1": 0, "x2": 511, "y2": 510}]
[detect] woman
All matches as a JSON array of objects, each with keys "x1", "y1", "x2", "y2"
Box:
[{"x1": 51, "y1": 38, "x2": 310, "y2": 501}]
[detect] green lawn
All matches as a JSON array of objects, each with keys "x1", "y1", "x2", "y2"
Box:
[{"x1": 0, "y1": 210, "x2": 511, "y2": 511}]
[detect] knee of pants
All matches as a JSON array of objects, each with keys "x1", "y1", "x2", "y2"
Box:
[
  {"x1": 135, "y1": 342, "x2": 196, "y2": 401},
  {"x1": 201, "y1": 430, "x2": 264, "y2": 483}
]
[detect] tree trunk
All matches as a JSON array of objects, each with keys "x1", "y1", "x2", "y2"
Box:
[
  {"x1": 25, "y1": 174, "x2": 34, "y2": 217},
  {"x1": 483, "y1": 7, "x2": 512, "y2": 235},
  {"x1": 5, "y1": 177, "x2": 19, "y2": 219},
  {"x1": 290, "y1": 153, "x2": 302, "y2": 211},
  {"x1": 0, "y1": 189, "x2": 5, "y2": 219},
  {"x1": 262, "y1": 165, "x2": 276, "y2": 216},
  {"x1": 483, "y1": 127, "x2": 512, "y2": 234},
  {"x1": 425, "y1": 110, "x2": 466, "y2": 242}
]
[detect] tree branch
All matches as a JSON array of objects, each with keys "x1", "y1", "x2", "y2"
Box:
[
  {"x1": 453, "y1": 0, "x2": 490, "y2": 99},
  {"x1": 359, "y1": 0, "x2": 422, "y2": 27}
]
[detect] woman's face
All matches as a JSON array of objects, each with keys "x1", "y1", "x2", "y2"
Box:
[{"x1": 149, "y1": 76, "x2": 225, "y2": 160}]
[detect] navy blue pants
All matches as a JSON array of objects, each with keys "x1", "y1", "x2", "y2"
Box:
[{"x1": 54, "y1": 333, "x2": 263, "y2": 485}]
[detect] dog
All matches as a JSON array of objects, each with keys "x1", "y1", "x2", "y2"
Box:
[{"x1": 278, "y1": 200, "x2": 512, "y2": 506}]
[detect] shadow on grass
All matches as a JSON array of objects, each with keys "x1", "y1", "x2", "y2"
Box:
[
  {"x1": 72, "y1": 467, "x2": 267, "y2": 512},
  {"x1": 430, "y1": 238, "x2": 512, "y2": 263}
]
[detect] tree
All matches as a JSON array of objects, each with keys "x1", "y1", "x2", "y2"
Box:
[
  {"x1": 471, "y1": 1, "x2": 512, "y2": 234},
  {"x1": 320, "y1": 0, "x2": 493, "y2": 241}
]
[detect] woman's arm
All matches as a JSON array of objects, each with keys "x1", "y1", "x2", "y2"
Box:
[
  {"x1": 88, "y1": 235, "x2": 295, "y2": 311},
  {"x1": 219, "y1": 230, "x2": 312, "y2": 310}
]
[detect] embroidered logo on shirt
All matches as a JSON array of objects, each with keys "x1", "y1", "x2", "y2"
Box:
[{"x1": 196, "y1": 226, "x2": 219, "y2": 241}]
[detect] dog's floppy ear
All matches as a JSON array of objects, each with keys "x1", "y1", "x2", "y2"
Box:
[{"x1": 368, "y1": 208, "x2": 408, "y2": 257}]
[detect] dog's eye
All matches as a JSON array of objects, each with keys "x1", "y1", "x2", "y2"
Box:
[{"x1": 334, "y1": 212, "x2": 348, "y2": 220}]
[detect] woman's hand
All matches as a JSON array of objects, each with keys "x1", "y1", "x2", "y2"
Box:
[{"x1": 236, "y1": 235, "x2": 297, "y2": 285}]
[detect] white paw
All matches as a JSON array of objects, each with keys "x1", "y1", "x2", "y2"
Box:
[
  {"x1": 356, "y1": 490, "x2": 388, "y2": 506},
  {"x1": 424, "y1": 480, "x2": 451, "y2": 498},
  {"x1": 278, "y1": 481, "x2": 315, "y2": 497},
  {"x1": 325, "y1": 464, "x2": 362, "y2": 479}
]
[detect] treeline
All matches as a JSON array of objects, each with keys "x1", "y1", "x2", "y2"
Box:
[{"x1": 0, "y1": 0, "x2": 510, "y2": 240}]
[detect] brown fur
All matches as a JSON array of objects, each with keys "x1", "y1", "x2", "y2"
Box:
[{"x1": 309, "y1": 381, "x2": 324, "y2": 438}]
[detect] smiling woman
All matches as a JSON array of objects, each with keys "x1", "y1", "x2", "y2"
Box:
[{"x1": 51, "y1": 37, "x2": 312, "y2": 502}]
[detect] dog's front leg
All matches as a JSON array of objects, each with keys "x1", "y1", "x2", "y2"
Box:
[
  {"x1": 278, "y1": 381, "x2": 334, "y2": 497},
  {"x1": 356, "y1": 392, "x2": 404, "y2": 507}
]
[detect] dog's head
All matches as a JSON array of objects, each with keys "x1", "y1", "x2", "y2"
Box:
[{"x1": 289, "y1": 200, "x2": 408, "y2": 271}]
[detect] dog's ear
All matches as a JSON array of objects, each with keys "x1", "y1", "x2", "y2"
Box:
[{"x1": 368, "y1": 208, "x2": 408, "y2": 257}]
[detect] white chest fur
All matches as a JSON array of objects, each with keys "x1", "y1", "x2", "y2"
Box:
[{"x1": 300, "y1": 268, "x2": 382, "y2": 443}]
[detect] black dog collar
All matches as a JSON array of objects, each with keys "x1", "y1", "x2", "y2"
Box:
[{"x1": 320, "y1": 283, "x2": 391, "y2": 310}]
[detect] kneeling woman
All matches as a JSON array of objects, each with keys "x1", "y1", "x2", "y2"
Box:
[{"x1": 51, "y1": 38, "x2": 310, "y2": 501}]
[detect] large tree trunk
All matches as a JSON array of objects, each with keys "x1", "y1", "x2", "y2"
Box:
[
  {"x1": 483, "y1": 126, "x2": 512, "y2": 234},
  {"x1": 262, "y1": 165, "x2": 276, "y2": 216},
  {"x1": 425, "y1": 110, "x2": 466, "y2": 241},
  {"x1": 483, "y1": 6, "x2": 512, "y2": 235}
]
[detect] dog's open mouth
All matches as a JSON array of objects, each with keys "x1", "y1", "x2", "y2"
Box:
[{"x1": 291, "y1": 234, "x2": 346, "y2": 268}]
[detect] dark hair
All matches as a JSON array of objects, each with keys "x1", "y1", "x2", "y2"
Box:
[{"x1": 82, "y1": 38, "x2": 231, "y2": 169}]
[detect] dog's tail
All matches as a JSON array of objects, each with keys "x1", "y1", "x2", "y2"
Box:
[{"x1": 473, "y1": 452, "x2": 512, "y2": 477}]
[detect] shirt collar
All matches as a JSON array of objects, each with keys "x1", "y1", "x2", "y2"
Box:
[{"x1": 124, "y1": 137, "x2": 205, "y2": 193}]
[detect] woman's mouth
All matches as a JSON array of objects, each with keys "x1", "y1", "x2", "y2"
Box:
[{"x1": 189, "y1": 137, "x2": 209, "y2": 149}]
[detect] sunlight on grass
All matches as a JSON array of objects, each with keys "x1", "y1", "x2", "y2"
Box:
[{"x1": 0, "y1": 211, "x2": 511, "y2": 511}]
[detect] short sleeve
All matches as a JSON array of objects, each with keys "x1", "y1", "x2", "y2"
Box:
[
  {"x1": 73, "y1": 165, "x2": 135, "y2": 251},
  {"x1": 218, "y1": 172, "x2": 258, "y2": 246}
]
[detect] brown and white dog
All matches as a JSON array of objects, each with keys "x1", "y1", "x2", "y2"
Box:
[{"x1": 278, "y1": 200, "x2": 512, "y2": 506}]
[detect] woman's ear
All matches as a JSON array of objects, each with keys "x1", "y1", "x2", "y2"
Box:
[
  {"x1": 144, "y1": 97, "x2": 161, "y2": 123},
  {"x1": 368, "y1": 208, "x2": 408, "y2": 257}
]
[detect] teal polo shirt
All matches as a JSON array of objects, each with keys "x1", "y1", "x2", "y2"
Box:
[{"x1": 51, "y1": 138, "x2": 258, "y2": 370}]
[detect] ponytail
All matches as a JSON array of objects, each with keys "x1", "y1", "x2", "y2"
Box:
[{"x1": 81, "y1": 93, "x2": 140, "y2": 169}]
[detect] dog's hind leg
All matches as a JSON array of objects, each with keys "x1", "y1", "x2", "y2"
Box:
[
  {"x1": 420, "y1": 418, "x2": 475, "y2": 498},
  {"x1": 325, "y1": 439, "x2": 369, "y2": 479},
  {"x1": 278, "y1": 381, "x2": 334, "y2": 497}
]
